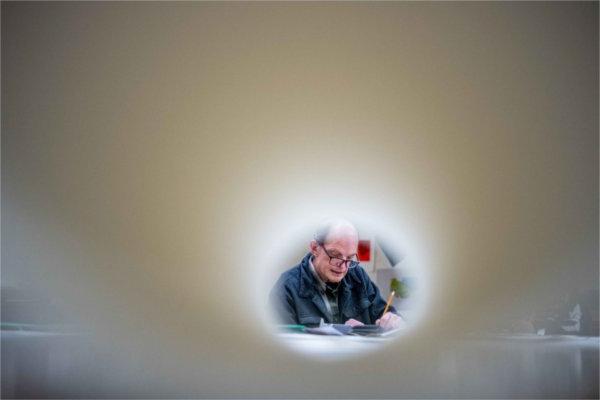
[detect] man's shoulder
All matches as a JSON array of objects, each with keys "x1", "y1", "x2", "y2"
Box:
[
  {"x1": 277, "y1": 263, "x2": 302, "y2": 285},
  {"x1": 272, "y1": 258, "x2": 307, "y2": 292}
]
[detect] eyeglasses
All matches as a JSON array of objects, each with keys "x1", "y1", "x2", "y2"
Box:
[{"x1": 318, "y1": 242, "x2": 360, "y2": 269}]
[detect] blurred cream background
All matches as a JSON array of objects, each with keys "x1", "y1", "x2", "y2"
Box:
[{"x1": 2, "y1": 2, "x2": 598, "y2": 397}]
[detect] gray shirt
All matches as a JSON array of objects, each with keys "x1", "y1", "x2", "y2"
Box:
[{"x1": 309, "y1": 257, "x2": 341, "y2": 323}]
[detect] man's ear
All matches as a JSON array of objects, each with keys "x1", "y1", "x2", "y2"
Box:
[{"x1": 309, "y1": 240, "x2": 319, "y2": 255}]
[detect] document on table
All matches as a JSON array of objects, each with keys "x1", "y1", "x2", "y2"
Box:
[{"x1": 304, "y1": 319, "x2": 383, "y2": 336}]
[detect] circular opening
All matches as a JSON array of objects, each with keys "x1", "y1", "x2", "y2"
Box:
[{"x1": 255, "y1": 217, "x2": 430, "y2": 360}]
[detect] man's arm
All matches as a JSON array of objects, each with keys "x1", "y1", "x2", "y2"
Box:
[
  {"x1": 369, "y1": 279, "x2": 406, "y2": 330},
  {"x1": 268, "y1": 279, "x2": 299, "y2": 325},
  {"x1": 357, "y1": 268, "x2": 405, "y2": 330},
  {"x1": 365, "y1": 274, "x2": 397, "y2": 323}
]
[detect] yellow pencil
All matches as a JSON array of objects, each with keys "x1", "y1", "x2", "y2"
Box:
[{"x1": 381, "y1": 290, "x2": 395, "y2": 317}]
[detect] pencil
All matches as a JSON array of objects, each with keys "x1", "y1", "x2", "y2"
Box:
[{"x1": 381, "y1": 290, "x2": 395, "y2": 317}]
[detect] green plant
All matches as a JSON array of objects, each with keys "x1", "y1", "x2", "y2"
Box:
[{"x1": 390, "y1": 278, "x2": 409, "y2": 299}]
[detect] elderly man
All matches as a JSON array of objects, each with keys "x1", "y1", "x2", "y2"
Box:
[{"x1": 269, "y1": 219, "x2": 404, "y2": 331}]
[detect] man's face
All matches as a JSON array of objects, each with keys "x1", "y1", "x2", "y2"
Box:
[{"x1": 310, "y1": 230, "x2": 359, "y2": 283}]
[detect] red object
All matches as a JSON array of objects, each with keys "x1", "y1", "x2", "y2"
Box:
[{"x1": 357, "y1": 240, "x2": 371, "y2": 261}]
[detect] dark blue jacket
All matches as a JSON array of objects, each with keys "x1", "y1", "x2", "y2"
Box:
[{"x1": 268, "y1": 253, "x2": 396, "y2": 326}]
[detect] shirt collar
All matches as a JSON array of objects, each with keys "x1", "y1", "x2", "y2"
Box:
[{"x1": 308, "y1": 256, "x2": 327, "y2": 292}]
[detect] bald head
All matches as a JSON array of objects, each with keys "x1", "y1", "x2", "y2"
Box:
[{"x1": 314, "y1": 218, "x2": 359, "y2": 245}]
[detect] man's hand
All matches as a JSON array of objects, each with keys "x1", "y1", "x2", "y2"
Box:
[
  {"x1": 375, "y1": 312, "x2": 405, "y2": 331},
  {"x1": 344, "y1": 318, "x2": 365, "y2": 327}
]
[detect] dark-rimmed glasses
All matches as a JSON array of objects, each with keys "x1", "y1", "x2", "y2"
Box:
[{"x1": 317, "y1": 242, "x2": 360, "y2": 269}]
